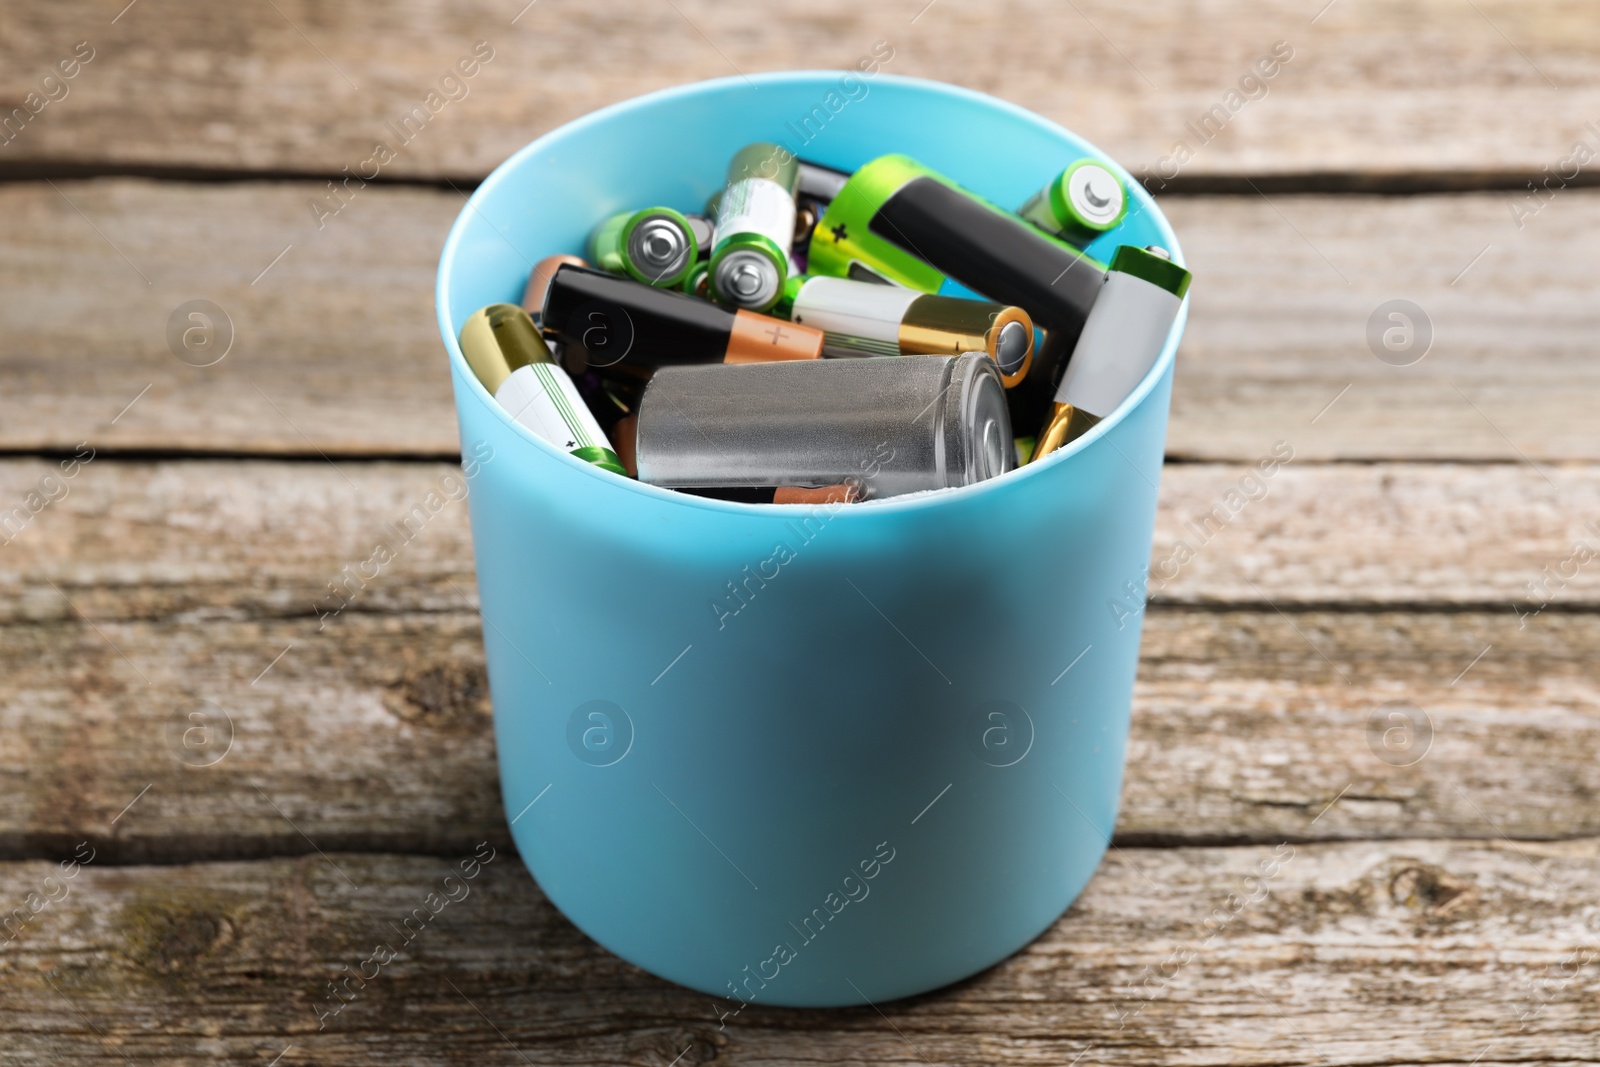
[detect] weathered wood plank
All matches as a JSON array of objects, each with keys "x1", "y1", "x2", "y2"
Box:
[
  {"x1": 2, "y1": 606, "x2": 1595, "y2": 860},
  {"x1": 1, "y1": 840, "x2": 1596, "y2": 1064},
  {"x1": 3, "y1": 0, "x2": 1598, "y2": 180},
  {"x1": 4, "y1": 181, "x2": 1594, "y2": 461},
  {"x1": 1161, "y1": 190, "x2": 1600, "y2": 462},
  {"x1": 0, "y1": 181, "x2": 458, "y2": 457},
  {"x1": 2, "y1": 460, "x2": 1593, "y2": 624}
]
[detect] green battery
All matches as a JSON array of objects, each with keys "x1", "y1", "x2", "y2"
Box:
[
  {"x1": 1017, "y1": 159, "x2": 1127, "y2": 246},
  {"x1": 806, "y1": 154, "x2": 1106, "y2": 338},
  {"x1": 682, "y1": 259, "x2": 711, "y2": 299},
  {"x1": 710, "y1": 142, "x2": 799, "y2": 312},
  {"x1": 588, "y1": 206, "x2": 698, "y2": 288}
]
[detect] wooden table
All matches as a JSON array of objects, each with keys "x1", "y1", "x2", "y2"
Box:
[{"x1": 3, "y1": 2, "x2": 1597, "y2": 1063}]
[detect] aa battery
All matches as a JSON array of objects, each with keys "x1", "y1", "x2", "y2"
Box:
[
  {"x1": 808, "y1": 154, "x2": 1107, "y2": 340},
  {"x1": 785, "y1": 275, "x2": 1035, "y2": 388},
  {"x1": 458, "y1": 303, "x2": 626, "y2": 476},
  {"x1": 796, "y1": 158, "x2": 852, "y2": 202},
  {"x1": 682, "y1": 259, "x2": 711, "y2": 299},
  {"x1": 710, "y1": 143, "x2": 799, "y2": 311},
  {"x1": 635, "y1": 352, "x2": 1013, "y2": 498},
  {"x1": 588, "y1": 207, "x2": 698, "y2": 288},
  {"x1": 793, "y1": 200, "x2": 821, "y2": 251},
  {"x1": 542, "y1": 264, "x2": 823, "y2": 370},
  {"x1": 1017, "y1": 159, "x2": 1127, "y2": 246},
  {"x1": 522, "y1": 254, "x2": 588, "y2": 320},
  {"x1": 684, "y1": 213, "x2": 716, "y2": 259},
  {"x1": 1033, "y1": 246, "x2": 1191, "y2": 458}
]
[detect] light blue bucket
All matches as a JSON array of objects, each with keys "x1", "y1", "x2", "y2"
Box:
[{"x1": 436, "y1": 71, "x2": 1185, "y2": 1007}]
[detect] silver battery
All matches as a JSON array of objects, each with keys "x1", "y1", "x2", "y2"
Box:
[
  {"x1": 684, "y1": 213, "x2": 716, "y2": 257},
  {"x1": 627, "y1": 214, "x2": 694, "y2": 281},
  {"x1": 635, "y1": 352, "x2": 1013, "y2": 498},
  {"x1": 797, "y1": 159, "x2": 851, "y2": 202}
]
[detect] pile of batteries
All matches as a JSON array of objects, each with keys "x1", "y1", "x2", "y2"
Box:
[{"x1": 458, "y1": 143, "x2": 1191, "y2": 504}]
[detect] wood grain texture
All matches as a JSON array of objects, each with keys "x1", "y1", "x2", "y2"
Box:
[
  {"x1": 2, "y1": 460, "x2": 1594, "y2": 624},
  {"x1": 2, "y1": 0, "x2": 1598, "y2": 180},
  {"x1": 1, "y1": 840, "x2": 1597, "y2": 1064},
  {"x1": 5, "y1": 181, "x2": 1599, "y2": 460},
  {"x1": 2, "y1": 606, "x2": 1596, "y2": 862},
  {"x1": 1160, "y1": 189, "x2": 1600, "y2": 461}
]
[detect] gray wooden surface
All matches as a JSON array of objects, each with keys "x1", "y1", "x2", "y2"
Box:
[{"x1": 2, "y1": 2, "x2": 1595, "y2": 1064}]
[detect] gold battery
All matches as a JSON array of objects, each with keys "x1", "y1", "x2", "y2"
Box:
[
  {"x1": 1032, "y1": 402, "x2": 1103, "y2": 458},
  {"x1": 898, "y1": 296, "x2": 1034, "y2": 387}
]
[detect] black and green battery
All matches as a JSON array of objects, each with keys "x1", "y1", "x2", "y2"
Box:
[
  {"x1": 710, "y1": 143, "x2": 800, "y2": 312},
  {"x1": 588, "y1": 206, "x2": 698, "y2": 288},
  {"x1": 1017, "y1": 159, "x2": 1127, "y2": 247},
  {"x1": 807, "y1": 154, "x2": 1107, "y2": 339}
]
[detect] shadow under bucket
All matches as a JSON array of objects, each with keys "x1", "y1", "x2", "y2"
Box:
[{"x1": 436, "y1": 71, "x2": 1186, "y2": 1007}]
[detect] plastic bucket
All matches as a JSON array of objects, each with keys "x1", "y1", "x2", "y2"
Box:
[{"x1": 436, "y1": 71, "x2": 1185, "y2": 1007}]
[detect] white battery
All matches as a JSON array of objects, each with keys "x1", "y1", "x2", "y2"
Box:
[
  {"x1": 1055, "y1": 269, "x2": 1181, "y2": 419},
  {"x1": 790, "y1": 276, "x2": 919, "y2": 357},
  {"x1": 495, "y1": 362, "x2": 609, "y2": 454}
]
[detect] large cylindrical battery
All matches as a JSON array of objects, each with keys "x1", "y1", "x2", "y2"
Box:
[
  {"x1": 635, "y1": 352, "x2": 1013, "y2": 498},
  {"x1": 807, "y1": 154, "x2": 1106, "y2": 340},
  {"x1": 542, "y1": 264, "x2": 822, "y2": 370},
  {"x1": 786, "y1": 275, "x2": 1034, "y2": 387},
  {"x1": 710, "y1": 143, "x2": 800, "y2": 311}
]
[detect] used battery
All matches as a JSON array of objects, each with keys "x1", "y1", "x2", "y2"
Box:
[
  {"x1": 1017, "y1": 159, "x2": 1127, "y2": 247},
  {"x1": 588, "y1": 206, "x2": 698, "y2": 288},
  {"x1": 458, "y1": 303, "x2": 626, "y2": 476},
  {"x1": 784, "y1": 275, "x2": 1035, "y2": 388},
  {"x1": 682, "y1": 259, "x2": 712, "y2": 299},
  {"x1": 796, "y1": 158, "x2": 852, "y2": 202},
  {"x1": 1033, "y1": 245, "x2": 1191, "y2": 458},
  {"x1": 634, "y1": 352, "x2": 1013, "y2": 498},
  {"x1": 684, "y1": 212, "x2": 716, "y2": 260},
  {"x1": 710, "y1": 143, "x2": 799, "y2": 311},
  {"x1": 807, "y1": 154, "x2": 1106, "y2": 339},
  {"x1": 680, "y1": 483, "x2": 862, "y2": 505},
  {"x1": 521, "y1": 253, "x2": 587, "y2": 321},
  {"x1": 542, "y1": 264, "x2": 823, "y2": 369}
]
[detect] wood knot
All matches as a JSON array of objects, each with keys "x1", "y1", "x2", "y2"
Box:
[
  {"x1": 120, "y1": 899, "x2": 236, "y2": 976},
  {"x1": 385, "y1": 659, "x2": 490, "y2": 732},
  {"x1": 1390, "y1": 864, "x2": 1475, "y2": 918}
]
